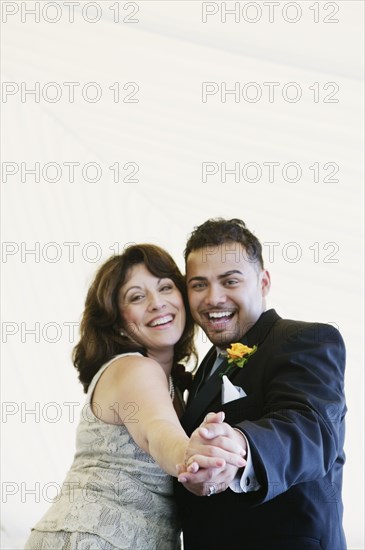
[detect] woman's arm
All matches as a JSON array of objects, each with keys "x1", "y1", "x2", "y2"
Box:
[{"x1": 92, "y1": 356, "x2": 245, "y2": 476}]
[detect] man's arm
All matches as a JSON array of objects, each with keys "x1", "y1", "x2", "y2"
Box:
[
  {"x1": 235, "y1": 323, "x2": 346, "y2": 503},
  {"x1": 178, "y1": 323, "x2": 346, "y2": 499}
]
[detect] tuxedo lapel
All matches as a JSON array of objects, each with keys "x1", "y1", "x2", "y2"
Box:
[
  {"x1": 186, "y1": 346, "x2": 216, "y2": 406},
  {"x1": 181, "y1": 360, "x2": 227, "y2": 434},
  {"x1": 228, "y1": 308, "x2": 281, "y2": 384}
]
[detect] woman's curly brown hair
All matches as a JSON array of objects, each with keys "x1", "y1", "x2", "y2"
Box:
[{"x1": 73, "y1": 244, "x2": 197, "y2": 392}]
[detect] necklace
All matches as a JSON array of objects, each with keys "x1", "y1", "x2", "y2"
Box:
[{"x1": 169, "y1": 375, "x2": 175, "y2": 401}]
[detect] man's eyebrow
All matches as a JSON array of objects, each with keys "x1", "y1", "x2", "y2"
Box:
[
  {"x1": 187, "y1": 270, "x2": 243, "y2": 285},
  {"x1": 218, "y1": 270, "x2": 243, "y2": 279},
  {"x1": 187, "y1": 276, "x2": 206, "y2": 285}
]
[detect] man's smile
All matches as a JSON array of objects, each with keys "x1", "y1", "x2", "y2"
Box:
[{"x1": 202, "y1": 310, "x2": 236, "y2": 329}]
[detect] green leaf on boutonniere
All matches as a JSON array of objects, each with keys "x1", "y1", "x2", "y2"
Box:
[{"x1": 220, "y1": 343, "x2": 258, "y2": 377}]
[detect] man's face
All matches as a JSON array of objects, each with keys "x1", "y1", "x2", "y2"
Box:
[{"x1": 186, "y1": 243, "x2": 270, "y2": 347}]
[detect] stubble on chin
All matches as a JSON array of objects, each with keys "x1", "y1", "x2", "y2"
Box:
[{"x1": 204, "y1": 324, "x2": 242, "y2": 348}]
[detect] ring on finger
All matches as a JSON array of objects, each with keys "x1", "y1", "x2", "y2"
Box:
[{"x1": 207, "y1": 485, "x2": 216, "y2": 497}]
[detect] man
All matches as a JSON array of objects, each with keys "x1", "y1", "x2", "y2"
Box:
[{"x1": 175, "y1": 218, "x2": 346, "y2": 550}]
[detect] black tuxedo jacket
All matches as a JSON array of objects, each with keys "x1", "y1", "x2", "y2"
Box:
[{"x1": 175, "y1": 309, "x2": 346, "y2": 550}]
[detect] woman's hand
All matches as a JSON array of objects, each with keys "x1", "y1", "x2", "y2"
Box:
[{"x1": 177, "y1": 412, "x2": 246, "y2": 488}]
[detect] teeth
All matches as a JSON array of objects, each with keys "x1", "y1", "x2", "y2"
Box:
[
  {"x1": 150, "y1": 315, "x2": 173, "y2": 327},
  {"x1": 208, "y1": 311, "x2": 233, "y2": 319}
]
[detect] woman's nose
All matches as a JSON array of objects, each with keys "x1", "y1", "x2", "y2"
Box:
[{"x1": 148, "y1": 293, "x2": 166, "y2": 311}]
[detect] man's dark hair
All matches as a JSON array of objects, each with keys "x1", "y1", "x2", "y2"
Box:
[{"x1": 184, "y1": 218, "x2": 264, "y2": 268}]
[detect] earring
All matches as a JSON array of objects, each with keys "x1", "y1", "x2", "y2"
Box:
[{"x1": 120, "y1": 329, "x2": 125, "y2": 336}]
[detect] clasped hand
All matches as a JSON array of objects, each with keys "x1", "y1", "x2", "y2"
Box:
[{"x1": 177, "y1": 412, "x2": 247, "y2": 496}]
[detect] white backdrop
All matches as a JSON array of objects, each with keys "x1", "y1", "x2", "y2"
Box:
[{"x1": 1, "y1": 1, "x2": 364, "y2": 548}]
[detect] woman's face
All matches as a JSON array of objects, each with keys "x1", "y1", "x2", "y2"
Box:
[{"x1": 118, "y1": 263, "x2": 186, "y2": 355}]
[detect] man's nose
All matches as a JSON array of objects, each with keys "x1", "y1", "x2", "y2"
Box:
[{"x1": 204, "y1": 285, "x2": 226, "y2": 306}]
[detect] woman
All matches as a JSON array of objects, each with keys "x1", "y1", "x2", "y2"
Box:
[{"x1": 24, "y1": 244, "x2": 244, "y2": 550}]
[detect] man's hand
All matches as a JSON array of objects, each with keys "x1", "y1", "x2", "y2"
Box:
[{"x1": 176, "y1": 412, "x2": 247, "y2": 496}]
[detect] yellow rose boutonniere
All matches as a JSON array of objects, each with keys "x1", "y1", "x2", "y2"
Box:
[{"x1": 220, "y1": 343, "x2": 258, "y2": 377}]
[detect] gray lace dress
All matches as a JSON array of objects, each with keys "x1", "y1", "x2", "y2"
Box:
[{"x1": 24, "y1": 353, "x2": 181, "y2": 550}]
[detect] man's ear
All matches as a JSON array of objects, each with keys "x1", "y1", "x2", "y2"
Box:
[{"x1": 260, "y1": 270, "x2": 271, "y2": 296}]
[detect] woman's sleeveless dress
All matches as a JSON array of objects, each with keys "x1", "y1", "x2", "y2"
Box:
[{"x1": 24, "y1": 353, "x2": 180, "y2": 550}]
